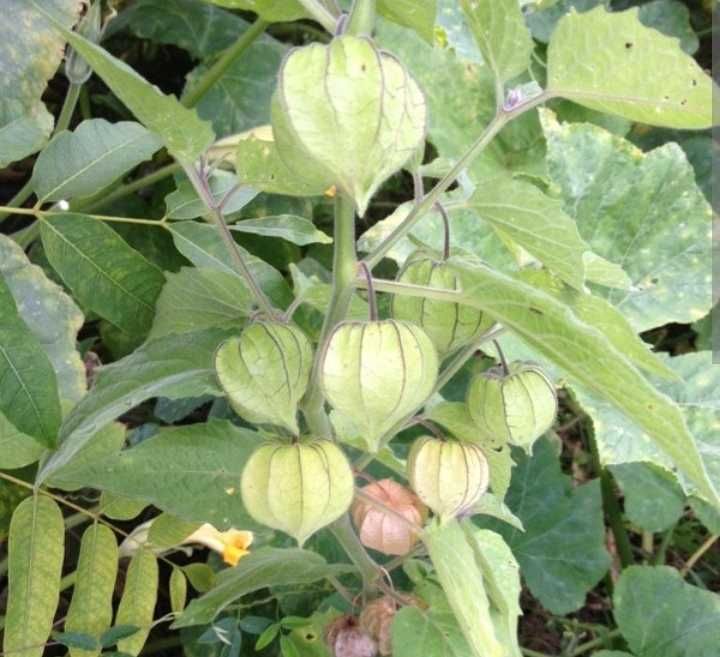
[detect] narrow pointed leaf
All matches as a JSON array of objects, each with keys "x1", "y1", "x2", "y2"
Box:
[{"x1": 115, "y1": 550, "x2": 158, "y2": 656}]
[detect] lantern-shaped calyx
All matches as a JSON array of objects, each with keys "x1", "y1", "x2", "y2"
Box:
[
  {"x1": 215, "y1": 321, "x2": 313, "y2": 434},
  {"x1": 392, "y1": 253, "x2": 494, "y2": 356},
  {"x1": 352, "y1": 479, "x2": 427, "y2": 556},
  {"x1": 467, "y1": 361, "x2": 557, "y2": 451},
  {"x1": 272, "y1": 35, "x2": 427, "y2": 216},
  {"x1": 320, "y1": 320, "x2": 439, "y2": 453},
  {"x1": 241, "y1": 439, "x2": 354, "y2": 546},
  {"x1": 407, "y1": 436, "x2": 489, "y2": 522}
]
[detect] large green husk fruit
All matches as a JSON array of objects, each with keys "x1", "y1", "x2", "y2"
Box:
[
  {"x1": 271, "y1": 34, "x2": 427, "y2": 216},
  {"x1": 467, "y1": 362, "x2": 557, "y2": 451},
  {"x1": 215, "y1": 321, "x2": 313, "y2": 434},
  {"x1": 240, "y1": 439, "x2": 354, "y2": 545},
  {"x1": 391, "y1": 254, "x2": 494, "y2": 356},
  {"x1": 407, "y1": 436, "x2": 489, "y2": 522},
  {"x1": 320, "y1": 320, "x2": 439, "y2": 452}
]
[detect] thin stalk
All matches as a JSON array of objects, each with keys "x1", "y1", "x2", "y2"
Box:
[
  {"x1": 329, "y1": 513, "x2": 380, "y2": 593},
  {"x1": 184, "y1": 165, "x2": 275, "y2": 316},
  {"x1": 652, "y1": 523, "x2": 676, "y2": 565},
  {"x1": 297, "y1": 0, "x2": 338, "y2": 32},
  {"x1": 362, "y1": 277, "x2": 462, "y2": 303},
  {"x1": 681, "y1": 534, "x2": 719, "y2": 576},
  {"x1": 493, "y1": 339, "x2": 510, "y2": 375},
  {"x1": 345, "y1": 0, "x2": 376, "y2": 36},
  {"x1": 358, "y1": 262, "x2": 378, "y2": 320},
  {"x1": 303, "y1": 194, "x2": 358, "y2": 437},
  {"x1": 181, "y1": 18, "x2": 269, "y2": 108},
  {"x1": 364, "y1": 92, "x2": 553, "y2": 269},
  {"x1": 79, "y1": 86, "x2": 92, "y2": 120},
  {"x1": 569, "y1": 628, "x2": 622, "y2": 656},
  {"x1": 435, "y1": 202, "x2": 451, "y2": 260}
]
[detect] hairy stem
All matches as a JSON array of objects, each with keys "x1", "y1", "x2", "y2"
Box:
[
  {"x1": 297, "y1": 0, "x2": 338, "y2": 32},
  {"x1": 182, "y1": 18, "x2": 269, "y2": 108}
]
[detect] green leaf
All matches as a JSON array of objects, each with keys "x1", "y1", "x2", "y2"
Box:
[
  {"x1": 478, "y1": 439, "x2": 610, "y2": 614},
  {"x1": 230, "y1": 216, "x2": 331, "y2": 246},
  {"x1": 0, "y1": 413, "x2": 45, "y2": 469},
  {"x1": 582, "y1": 252, "x2": 632, "y2": 291},
  {"x1": 99, "y1": 493, "x2": 148, "y2": 521},
  {"x1": 614, "y1": 566, "x2": 720, "y2": 657},
  {"x1": 466, "y1": 176, "x2": 587, "y2": 289},
  {"x1": 547, "y1": 6, "x2": 718, "y2": 129},
  {"x1": 115, "y1": 550, "x2": 159, "y2": 657},
  {"x1": 165, "y1": 171, "x2": 259, "y2": 220},
  {"x1": 423, "y1": 519, "x2": 504, "y2": 657},
  {"x1": 392, "y1": 606, "x2": 470, "y2": 657},
  {"x1": 32, "y1": 120, "x2": 163, "y2": 203},
  {"x1": 167, "y1": 221, "x2": 292, "y2": 307},
  {"x1": 638, "y1": 0, "x2": 699, "y2": 55},
  {"x1": 526, "y1": 0, "x2": 607, "y2": 43},
  {"x1": 0, "y1": 234, "x2": 85, "y2": 408},
  {"x1": 173, "y1": 548, "x2": 354, "y2": 627},
  {"x1": 542, "y1": 111, "x2": 713, "y2": 331},
  {"x1": 100, "y1": 625, "x2": 141, "y2": 648},
  {"x1": 0, "y1": 277, "x2": 61, "y2": 448},
  {"x1": 58, "y1": 420, "x2": 261, "y2": 530},
  {"x1": 0, "y1": 0, "x2": 82, "y2": 166},
  {"x1": 36, "y1": 1, "x2": 215, "y2": 163},
  {"x1": 470, "y1": 493, "x2": 523, "y2": 531},
  {"x1": 609, "y1": 462, "x2": 685, "y2": 532},
  {"x1": 170, "y1": 568, "x2": 188, "y2": 615},
  {"x1": 37, "y1": 329, "x2": 231, "y2": 483},
  {"x1": 460, "y1": 0, "x2": 533, "y2": 83},
  {"x1": 377, "y1": 0, "x2": 437, "y2": 43},
  {"x1": 148, "y1": 514, "x2": 200, "y2": 550},
  {"x1": 451, "y1": 259, "x2": 719, "y2": 507},
  {"x1": 65, "y1": 524, "x2": 119, "y2": 657},
  {"x1": 51, "y1": 632, "x2": 100, "y2": 652},
  {"x1": 3, "y1": 496, "x2": 65, "y2": 657},
  {"x1": 202, "y1": 0, "x2": 308, "y2": 22},
  {"x1": 40, "y1": 214, "x2": 165, "y2": 336},
  {"x1": 150, "y1": 267, "x2": 251, "y2": 339}
]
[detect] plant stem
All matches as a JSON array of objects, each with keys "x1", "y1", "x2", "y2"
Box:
[
  {"x1": 181, "y1": 18, "x2": 269, "y2": 108},
  {"x1": 363, "y1": 92, "x2": 553, "y2": 269},
  {"x1": 681, "y1": 533, "x2": 719, "y2": 576},
  {"x1": 184, "y1": 164, "x2": 275, "y2": 316},
  {"x1": 653, "y1": 523, "x2": 676, "y2": 565},
  {"x1": 303, "y1": 194, "x2": 358, "y2": 437},
  {"x1": 362, "y1": 277, "x2": 462, "y2": 303},
  {"x1": 329, "y1": 513, "x2": 380, "y2": 593},
  {"x1": 345, "y1": 0, "x2": 376, "y2": 36},
  {"x1": 569, "y1": 628, "x2": 622, "y2": 656},
  {"x1": 297, "y1": 0, "x2": 338, "y2": 32}
]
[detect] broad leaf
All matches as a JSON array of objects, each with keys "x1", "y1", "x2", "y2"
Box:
[
  {"x1": 547, "y1": 6, "x2": 718, "y2": 128},
  {"x1": 614, "y1": 566, "x2": 720, "y2": 657},
  {"x1": 460, "y1": 0, "x2": 533, "y2": 83},
  {"x1": 638, "y1": 0, "x2": 699, "y2": 55},
  {"x1": 0, "y1": 0, "x2": 82, "y2": 166},
  {"x1": 3, "y1": 496, "x2": 65, "y2": 657},
  {"x1": 0, "y1": 277, "x2": 61, "y2": 448},
  {"x1": 451, "y1": 260, "x2": 719, "y2": 506},
  {"x1": 0, "y1": 413, "x2": 45, "y2": 469},
  {"x1": 173, "y1": 548, "x2": 354, "y2": 627},
  {"x1": 0, "y1": 234, "x2": 85, "y2": 408},
  {"x1": 165, "y1": 171, "x2": 258, "y2": 220},
  {"x1": 377, "y1": 0, "x2": 437, "y2": 43},
  {"x1": 41, "y1": 214, "x2": 165, "y2": 337},
  {"x1": 527, "y1": 0, "x2": 609, "y2": 43},
  {"x1": 478, "y1": 439, "x2": 610, "y2": 614},
  {"x1": 60, "y1": 420, "x2": 261, "y2": 530},
  {"x1": 231, "y1": 216, "x2": 331, "y2": 246},
  {"x1": 32, "y1": 120, "x2": 163, "y2": 203},
  {"x1": 37, "y1": 329, "x2": 231, "y2": 483},
  {"x1": 542, "y1": 111, "x2": 712, "y2": 331},
  {"x1": 36, "y1": 1, "x2": 215, "y2": 163},
  {"x1": 392, "y1": 606, "x2": 470, "y2": 657},
  {"x1": 115, "y1": 550, "x2": 158, "y2": 657},
  {"x1": 148, "y1": 514, "x2": 200, "y2": 550},
  {"x1": 150, "y1": 267, "x2": 251, "y2": 339},
  {"x1": 65, "y1": 525, "x2": 119, "y2": 657}
]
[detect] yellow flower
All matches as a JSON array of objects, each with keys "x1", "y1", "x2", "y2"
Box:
[{"x1": 184, "y1": 524, "x2": 254, "y2": 567}]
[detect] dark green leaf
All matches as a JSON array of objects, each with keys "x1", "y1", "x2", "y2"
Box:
[
  {"x1": 100, "y1": 626, "x2": 140, "y2": 649},
  {"x1": 638, "y1": 0, "x2": 699, "y2": 55},
  {"x1": 165, "y1": 172, "x2": 258, "y2": 220}
]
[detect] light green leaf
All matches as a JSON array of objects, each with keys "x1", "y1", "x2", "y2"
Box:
[
  {"x1": 115, "y1": 550, "x2": 158, "y2": 657},
  {"x1": 583, "y1": 252, "x2": 632, "y2": 290},
  {"x1": 542, "y1": 111, "x2": 713, "y2": 331},
  {"x1": 288, "y1": 264, "x2": 368, "y2": 321},
  {"x1": 378, "y1": 0, "x2": 437, "y2": 43},
  {"x1": 0, "y1": 277, "x2": 61, "y2": 448},
  {"x1": 148, "y1": 514, "x2": 200, "y2": 550},
  {"x1": 3, "y1": 496, "x2": 65, "y2": 657},
  {"x1": 36, "y1": 1, "x2": 215, "y2": 163},
  {"x1": 173, "y1": 548, "x2": 354, "y2": 627},
  {"x1": 423, "y1": 519, "x2": 504, "y2": 657},
  {"x1": 32, "y1": 120, "x2": 163, "y2": 203},
  {"x1": 167, "y1": 221, "x2": 292, "y2": 307},
  {"x1": 450, "y1": 259, "x2": 719, "y2": 507},
  {"x1": 170, "y1": 568, "x2": 188, "y2": 615},
  {"x1": 478, "y1": 439, "x2": 610, "y2": 614},
  {"x1": 547, "y1": 6, "x2": 718, "y2": 129},
  {"x1": 65, "y1": 524, "x2": 119, "y2": 657},
  {"x1": 37, "y1": 329, "x2": 231, "y2": 483},
  {"x1": 0, "y1": 0, "x2": 82, "y2": 165},
  {"x1": 165, "y1": 171, "x2": 259, "y2": 220},
  {"x1": 150, "y1": 267, "x2": 251, "y2": 339},
  {"x1": 230, "y1": 216, "x2": 331, "y2": 246},
  {"x1": 392, "y1": 606, "x2": 470, "y2": 657},
  {"x1": 60, "y1": 420, "x2": 261, "y2": 530},
  {"x1": 638, "y1": 0, "x2": 699, "y2": 55},
  {"x1": 614, "y1": 566, "x2": 720, "y2": 657},
  {"x1": 99, "y1": 493, "x2": 147, "y2": 521},
  {"x1": 40, "y1": 214, "x2": 165, "y2": 336},
  {"x1": 470, "y1": 493, "x2": 523, "y2": 531},
  {"x1": 202, "y1": 0, "x2": 308, "y2": 22},
  {"x1": 609, "y1": 462, "x2": 685, "y2": 533},
  {"x1": 466, "y1": 176, "x2": 587, "y2": 289},
  {"x1": 460, "y1": 0, "x2": 533, "y2": 83},
  {"x1": 0, "y1": 234, "x2": 85, "y2": 408},
  {"x1": 0, "y1": 413, "x2": 45, "y2": 469}
]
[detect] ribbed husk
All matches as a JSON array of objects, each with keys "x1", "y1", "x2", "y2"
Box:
[
  {"x1": 215, "y1": 321, "x2": 313, "y2": 434},
  {"x1": 407, "y1": 436, "x2": 489, "y2": 522},
  {"x1": 320, "y1": 320, "x2": 439, "y2": 453},
  {"x1": 467, "y1": 362, "x2": 557, "y2": 451},
  {"x1": 391, "y1": 255, "x2": 494, "y2": 356},
  {"x1": 240, "y1": 439, "x2": 354, "y2": 546}
]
